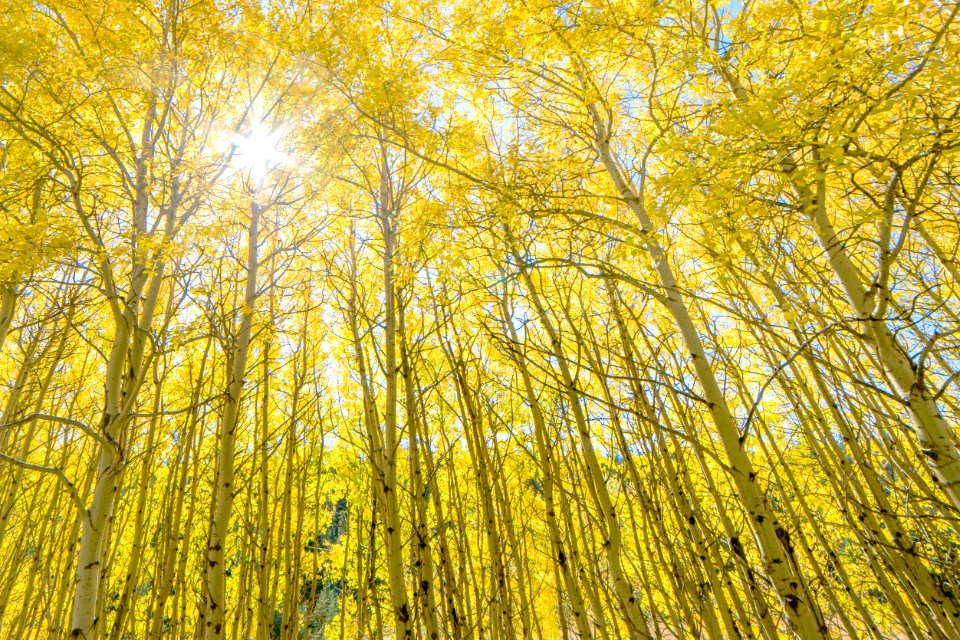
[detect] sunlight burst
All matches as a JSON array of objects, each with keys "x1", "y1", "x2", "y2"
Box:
[{"x1": 232, "y1": 123, "x2": 286, "y2": 184}]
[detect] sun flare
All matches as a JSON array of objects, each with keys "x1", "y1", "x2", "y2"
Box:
[{"x1": 232, "y1": 123, "x2": 285, "y2": 182}]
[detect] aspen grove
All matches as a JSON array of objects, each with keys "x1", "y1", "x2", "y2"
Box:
[{"x1": 1, "y1": 0, "x2": 960, "y2": 638}]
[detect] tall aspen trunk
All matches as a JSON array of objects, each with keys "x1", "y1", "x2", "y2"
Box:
[
  {"x1": 256, "y1": 307, "x2": 276, "y2": 640},
  {"x1": 415, "y1": 384, "x2": 468, "y2": 639},
  {"x1": 344, "y1": 138, "x2": 412, "y2": 638},
  {"x1": 378, "y1": 160, "x2": 412, "y2": 640},
  {"x1": 398, "y1": 301, "x2": 441, "y2": 640},
  {"x1": 107, "y1": 364, "x2": 163, "y2": 640},
  {"x1": 203, "y1": 197, "x2": 262, "y2": 639},
  {"x1": 69, "y1": 257, "x2": 160, "y2": 639},
  {"x1": 280, "y1": 309, "x2": 309, "y2": 640}
]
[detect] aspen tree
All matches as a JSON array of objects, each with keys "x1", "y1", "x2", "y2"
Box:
[
  {"x1": 202, "y1": 188, "x2": 264, "y2": 639},
  {"x1": 397, "y1": 298, "x2": 442, "y2": 640}
]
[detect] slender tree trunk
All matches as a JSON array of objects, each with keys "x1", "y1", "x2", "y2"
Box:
[{"x1": 203, "y1": 197, "x2": 262, "y2": 639}]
